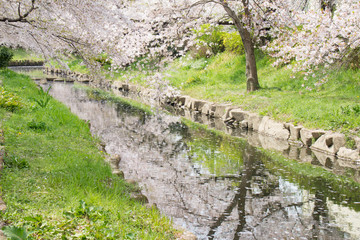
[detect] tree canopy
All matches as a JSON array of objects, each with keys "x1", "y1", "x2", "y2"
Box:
[{"x1": 1, "y1": 0, "x2": 359, "y2": 90}]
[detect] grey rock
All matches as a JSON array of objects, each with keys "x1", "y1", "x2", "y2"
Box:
[
  {"x1": 337, "y1": 147, "x2": 360, "y2": 161},
  {"x1": 46, "y1": 77, "x2": 56, "y2": 81},
  {"x1": 201, "y1": 102, "x2": 214, "y2": 115},
  {"x1": 129, "y1": 84, "x2": 137, "y2": 93},
  {"x1": 184, "y1": 96, "x2": 193, "y2": 109},
  {"x1": 312, "y1": 150, "x2": 336, "y2": 169},
  {"x1": 192, "y1": 100, "x2": 207, "y2": 111},
  {"x1": 258, "y1": 134, "x2": 289, "y2": 152},
  {"x1": 240, "y1": 120, "x2": 248, "y2": 129},
  {"x1": 311, "y1": 132, "x2": 346, "y2": 155},
  {"x1": 287, "y1": 145, "x2": 300, "y2": 160},
  {"x1": 112, "y1": 169, "x2": 124, "y2": 178},
  {"x1": 248, "y1": 113, "x2": 263, "y2": 131},
  {"x1": 300, "y1": 128, "x2": 314, "y2": 147},
  {"x1": 122, "y1": 83, "x2": 129, "y2": 91},
  {"x1": 213, "y1": 104, "x2": 232, "y2": 118},
  {"x1": 354, "y1": 136, "x2": 360, "y2": 150},
  {"x1": 213, "y1": 118, "x2": 227, "y2": 131},
  {"x1": 288, "y1": 124, "x2": 303, "y2": 141},
  {"x1": 130, "y1": 192, "x2": 149, "y2": 204},
  {"x1": 312, "y1": 130, "x2": 326, "y2": 140},
  {"x1": 177, "y1": 96, "x2": 187, "y2": 106},
  {"x1": 258, "y1": 116, "x2": 290, "y2": 140},
  {"x1": 247, "y1": 132, "x2": 262, "y2": 148},
  {"x1": 110, "y1": 154, "x2": 121, "y2": 165},
  {"x1": 299, "y1": 148, "x2": 313, "y2": 163},
  {"x1": 112, "y1": 81, "x2": 122, "y2": 90},
  {"x1": 222, "y1": 106, "x2": 236, "y2": 120},
  {"x1": 229, "y1": 109, "x2": 250, "y2": 122}
]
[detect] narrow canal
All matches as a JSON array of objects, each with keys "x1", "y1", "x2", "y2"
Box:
[{"x1": 13, "y1": 67, "x2": 360, "y2": 239}]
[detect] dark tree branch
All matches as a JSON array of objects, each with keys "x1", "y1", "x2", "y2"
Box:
[{"x1": 0, "y1": 0, "x2": 37, "y2": 23}]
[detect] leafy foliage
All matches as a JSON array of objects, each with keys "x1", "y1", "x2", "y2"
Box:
[
  {"x1": 2, "y1": 226, "x2": 30, "y2": 240},
  {"x1": 194, "y1": 24, "x2": 226, "y2": 56},
  {"x1": 33, "y1": 86, "x2": 52, "y2": 108},
  {"x1": 0, "y1": 87, "x2": 23, "y2": 111},
  {"x1": 0, "y1": 47, "x2": 13, "y2": 68},
  {"x1": 223, "y1": 31, "x2": 244, "y2": 55},
  {"x1": 193, "y1": 24, "x2": 244, "y2": 57}
]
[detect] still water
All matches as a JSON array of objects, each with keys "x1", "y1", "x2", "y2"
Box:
[
  {"x1": 12, "y1": 68, "x2": 360, "y2": 239},
  {"x1": 46, "y1": 82, "x2": 360, "y2": 240}
]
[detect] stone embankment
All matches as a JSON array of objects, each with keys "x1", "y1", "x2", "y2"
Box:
[
  {"x1": 9, "y1": 60, "x2": 44, "y2": 67},
  {"x1": 43, "y1": 68, "x2": 360, "y2": 164},
  {"x1": 42, "y1": 67, "x2": 91, "y2": 83},
  {"x1": 107, "y1": 81, "x2": 360, "y2": 164}
]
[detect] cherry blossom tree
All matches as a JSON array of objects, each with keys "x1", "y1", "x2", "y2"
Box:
[
  {"x1": 266, "y1": 0, "x2": 360, "y2": 72},
  {"x1": 1, "y1": 0, "x2": 357, "y2": 93},
  {"x1": 0, "y1": 0, "x2": 157, "y2": 70}
]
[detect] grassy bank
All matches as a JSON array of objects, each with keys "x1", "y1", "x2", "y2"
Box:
[
  {"x1": 0, "y1": 70, "x2": 176, "y2": 239},
  {"x1": 11, "y1": 48, "x2": 44, "y2": 62},
  {"x1": 111, "y1": 51, "x2": 360, "y2": 138}
]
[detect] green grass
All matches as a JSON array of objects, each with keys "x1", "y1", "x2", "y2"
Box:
[
  {"x1": 164, "y1": 51, "x2": 360, "y2": 136},
  {"x1": 0, "y1": 69, "x2": 176, "y2": 239},
  {"x1": 11, "y1": 48, "x2": 44, "y2": 62}
]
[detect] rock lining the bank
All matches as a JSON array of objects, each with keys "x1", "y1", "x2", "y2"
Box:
[{"x1": 107, "y1": 82, "x2": 360, "y2": 163}]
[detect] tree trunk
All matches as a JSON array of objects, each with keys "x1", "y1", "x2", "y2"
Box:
[
  {"x1": 242, "y1": 32, "x2": 260, "y2": 92},
  {"x1": 220, "y1": 1, "x2": 261, "y2": 92}
]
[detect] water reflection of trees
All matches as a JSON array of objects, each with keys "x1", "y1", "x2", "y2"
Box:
[
  {"x1": 204, "y1": 143, "x2": 349, "y2": 239},
  {"x1": 49, "y1": 84, "x2": 360, "y2": 240}
]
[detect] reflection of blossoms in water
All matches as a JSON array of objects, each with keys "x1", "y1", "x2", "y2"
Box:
[
  {"x1": 45, "y1": 82, "x2": 360, "y2": 240},
  {"x1": 146, "y1": 73, "x2": 180, "y2": 108}
]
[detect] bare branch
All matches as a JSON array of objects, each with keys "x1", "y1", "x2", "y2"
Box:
[{"x1": 0, "y1": 0, "x2": 37, "y2": 23}]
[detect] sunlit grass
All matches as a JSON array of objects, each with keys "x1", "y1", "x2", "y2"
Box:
[
  {"x1": 0, "y1": 69, "x2": 176, "y2": 239},
  {"x1": 165, "y1": 51, "x2": 360, "y2": 136},
  {"x1": 11, "y1": 48, "x2": 44, "y2": 61}
]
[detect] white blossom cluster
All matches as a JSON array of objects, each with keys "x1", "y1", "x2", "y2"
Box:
[
  {"x1": 265, "y1": 0, "x2": 360, "y2": 70},
  {"x1": 1, "y1": 0, "x2": 358, "y2": 80}
]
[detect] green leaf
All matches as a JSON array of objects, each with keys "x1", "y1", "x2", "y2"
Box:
[{"x1": 2, "y1": 226, "x2": 29, "y2": 240}]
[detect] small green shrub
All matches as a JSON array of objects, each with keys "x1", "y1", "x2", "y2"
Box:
[
  {"x1": 194, "y1": 24, "x2": 226, "y2": 56},
  {"x1": 0, "y1": 47, "x2": 14, "y2": 68},
  {"x1": 95, "y1": 53, "x2": 112, "y2": 67},
  {"x1": 193, "y1": 24, "x2": 244, "y2": 57},
  {"x1": 223, "y1": 32, "x2": 244, "y2": 54},
  {"x1": 0, "y1": 87, "x2": 23, "y2": 111}
]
